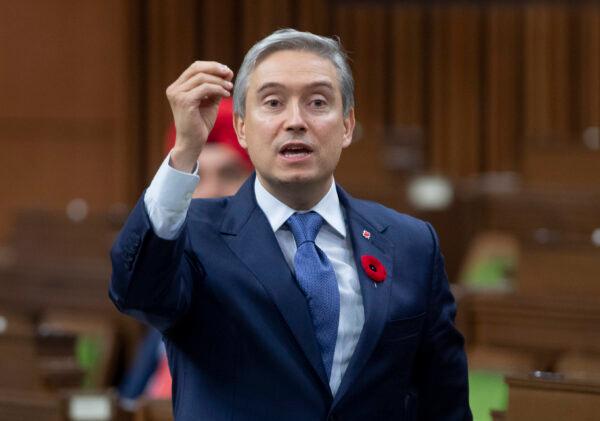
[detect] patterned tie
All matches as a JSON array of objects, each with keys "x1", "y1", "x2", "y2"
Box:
[{"x1": 286, "y1": 211, "x2": 340, "y2": 379}]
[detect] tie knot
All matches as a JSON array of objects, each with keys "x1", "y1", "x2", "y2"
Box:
[{"x1": 286, "y1": 211, "x2": 324, "y2": 246}]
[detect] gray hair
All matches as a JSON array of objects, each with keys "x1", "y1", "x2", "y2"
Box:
[{"x1": 233, "y1": 28, "x2": 354, "y2": 118}]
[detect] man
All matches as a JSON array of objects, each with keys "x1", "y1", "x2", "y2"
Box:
[{"x1": 110, "y1": 29, "x2": 471, "y2": 420}]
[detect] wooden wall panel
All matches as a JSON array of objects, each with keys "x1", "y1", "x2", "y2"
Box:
[
  {"x1": 0, "y1": 0, "x2": 141, "y2": 242},
  {"x1": 578, "y1": 4, "x2": 600, "y2": 130},
  {"x1": 430, "y1": 6, "x2": 482, "y2": 177},
  {"x1": 383, "y1": 5, "x2": 427, "y2": 192},
  {"x1": 241, "y1": 0, "x2": 293, "y2": 52},
  {"x1": 390, "y1": 6, "x2": 425, "y2": 129},
  {"x1": 333, "y1": 5, "x2": 389, "y2": 194},
  {"x1": 144, "y1": 0, "x2": 199, "y2": 179},
  {"x1": 199, "y1": 0, "x2": 239, "y2": 69},
  {"x1": 524, "y1": 4, "x2": 572, "y2": 143},
  {"x1": 484, "y1": 6, "x2": 522, "y2": 171},
  {"x1": 296, "y1": 0, "x2": 331, "y2": 35},
  {"x1": 3, "y1": 0, "x2": 600, "y2": 245},
  {"x1": 123, "y1": 0, "x2": 600, "y2": 198}
]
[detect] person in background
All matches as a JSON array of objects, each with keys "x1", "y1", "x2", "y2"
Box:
[{"x1": 117, "y1": 97, "x2": 252, "y2": 409}]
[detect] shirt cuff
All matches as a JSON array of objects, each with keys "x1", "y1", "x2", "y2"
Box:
[{"x1": 144, "y1": 152, "x2": 200, "y2": 240}]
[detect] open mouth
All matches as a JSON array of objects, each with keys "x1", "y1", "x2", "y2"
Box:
[{"x1": 279, "y1": 142, "x2": 314, "y2": 159}]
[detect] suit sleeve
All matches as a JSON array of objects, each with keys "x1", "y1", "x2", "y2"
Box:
[
  {"x1": 109, "y1": 195, "x2": 201, "y2": 333},
  {"x1": 414, "y1": 223, "x2": 472, "y2": 420}
]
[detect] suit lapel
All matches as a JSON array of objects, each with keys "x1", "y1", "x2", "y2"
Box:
[
  {"x1": 333, "y1": 187, "x2": 394, "y2": 407},
  {"x1": 219, "y1": 174, "x2": 330, "y2": 392}
]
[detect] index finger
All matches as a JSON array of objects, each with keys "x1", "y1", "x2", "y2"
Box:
[{"x1": 174, "y1": 61, "x2": 233, "y2": 86}]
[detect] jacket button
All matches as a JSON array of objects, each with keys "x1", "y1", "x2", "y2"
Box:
[{"x1": 131, "y1": 233, "x2": 141, "y2": 248}]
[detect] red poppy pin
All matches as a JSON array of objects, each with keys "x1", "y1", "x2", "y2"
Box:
[
  {"x1": 360, "y1": 255, "x2": 387, "y2": 283},
  {"x1": 362, "y1": 229, "x2": 371, "y2": 240}
]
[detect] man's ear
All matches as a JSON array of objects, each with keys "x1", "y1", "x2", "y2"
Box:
[
  {"x1": 234, "y1": 113, "x2": 247, "y2": 150},
  {"x1": 341, "y1": 108, "x2": 355, "y2": 149}
]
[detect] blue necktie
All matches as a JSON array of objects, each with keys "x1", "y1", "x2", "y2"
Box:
[{"x1": 286, "y1": 211, "x2": 340, "y2": 379}]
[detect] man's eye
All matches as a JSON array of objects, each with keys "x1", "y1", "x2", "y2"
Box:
[
  {"x1": 311, "y1": 99, "x2": 326, "y2": 107},
  {"x1": 265, "y1": 99, "x2": 280, "y2": 107}
]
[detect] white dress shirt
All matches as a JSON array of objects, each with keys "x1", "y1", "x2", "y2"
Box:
[{"x1": 144, "y1": 154, "x2": 365, "y2": 396}]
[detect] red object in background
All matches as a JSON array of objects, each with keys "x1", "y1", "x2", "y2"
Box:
[
  {"x1": 164, "y1": 97, "x2": 252, "y2": 169},
  {"x1": 146, "y1": 354, "x2": 172, "y2": 398}
]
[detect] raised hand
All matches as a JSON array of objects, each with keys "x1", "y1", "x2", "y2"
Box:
[{"x1": 165, "y1": 61, "x2": 234, "y2": 172}]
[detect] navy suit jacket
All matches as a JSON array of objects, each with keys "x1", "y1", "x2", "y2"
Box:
[{"x1": 110, "y1": 174, "x2": 471, "y2": 420}]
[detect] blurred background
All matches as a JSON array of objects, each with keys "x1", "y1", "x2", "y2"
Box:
[{"x1": 1, "y1": 0, "x2": 599, "y2": 420}]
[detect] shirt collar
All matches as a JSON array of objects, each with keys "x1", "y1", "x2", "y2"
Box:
[{"x1": 254, "y1": 177, "x2": 347, "y2": 238}]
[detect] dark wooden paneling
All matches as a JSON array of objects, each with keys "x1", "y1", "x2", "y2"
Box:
[
  {"x1": 241, "y1": 0, "x2": 293, "y2": 52},
  {"x1": 144, "y1": 0, "x2": 199, "y2": 179},
  {"x1": 0, "y1": 0, "x2": 142, "y2": 242},
  {"x1": 3, "y1": 0, "x2": 600, "y2": 243},
  {"x1": 484, "y1": 6, "x2": 522, "y2": 172},
  {"x1": 333, "y1": 4, "x2": 389, "y2": 192},
  {"x1": 524, "y1": 4, "x2": 572, "y2": 142},
  {"x1": 430, "y1": 5, "x2": 482, "y2": 177},
  {"x1": 579, "y1": 4, "x2": 600, "y2": 130},
  {"x1": 390, "y1": 5, "x2": 425, "y2": 129},
  {"x1": 296, "y1": 0, "x2": 331, "y2": 35},
  {"x1": 199, "y1": 0, "x2": 239, "y2": 68}
]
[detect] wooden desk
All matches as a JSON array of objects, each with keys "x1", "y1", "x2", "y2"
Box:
[
  {"x1": 506, "y1": 374, "x2": 600, "y2": 421},
  {"x1": 0, "y1": 208, "x2": 121, "y2": 314},
  {"x1": 461, "y1": 293, "x2": 600, "y2": 356},
  {"x1": 518, "y1": 245, "x2": 600, "y2": 298},
  {"x1": 0, "y1": 389, "x2": 131, "y2": 421},
  {"x1": 0, "y1": 309, "x2": 42, "y2": 390},
  {"x1": 39, "y1": 310, "x2": 118, "y2": 389},
  {"x1": 0, "y1": 390, "x2": 63, "y2": 421}
]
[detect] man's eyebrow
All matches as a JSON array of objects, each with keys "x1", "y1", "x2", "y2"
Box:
[
  {"x1": 256, "y1": 81, "x2": 335, "y2": 94},
  {"x1": 307, "y1": 81, "x2": 335, "y2": 91},
  {"x1": 256, "y1": 82, "x2": 284, "y2": 94}
]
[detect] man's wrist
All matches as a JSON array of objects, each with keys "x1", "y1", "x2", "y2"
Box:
[
  {"x1": 170, "y1": 145, "x2": 202, "y2": 173},
  {"x1": 148, "y1": 153, "x2": 200, "y2": 209},
  {"x1": 144, "y1": 153, "x2": 199, "y2": 240}
]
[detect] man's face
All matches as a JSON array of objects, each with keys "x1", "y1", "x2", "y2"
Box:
[
  {"x1": 194, "y1": 144, "x2": 250, "y2": 198},
  {"x1": 235, "y1": 50, "x2": 354, "y2": 193}
]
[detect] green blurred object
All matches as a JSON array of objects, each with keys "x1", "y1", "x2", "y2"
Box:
[
  {"x1": 76, "y1": 334, "x2": 102, "y2": 388},
  {"x1": 469, "y1": 370, "x2": 508, "y2": 421},
  {"x1": 463, "y1": 256, "x2": 514, "y2": 289}
]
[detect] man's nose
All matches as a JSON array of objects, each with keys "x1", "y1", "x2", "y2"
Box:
[{"x1": 284, "y1": 101, "x2": 307, "y2": 133}]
